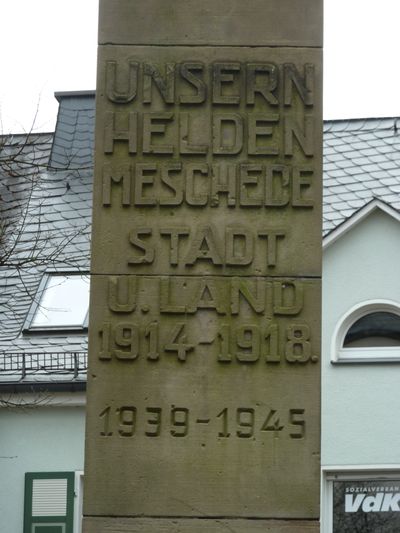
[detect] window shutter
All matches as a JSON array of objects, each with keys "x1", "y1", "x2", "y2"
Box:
[{"x1": 24, "y1": 472, "x2": 75, "y2": 533}]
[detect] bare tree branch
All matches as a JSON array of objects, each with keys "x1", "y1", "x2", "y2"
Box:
[{"x1": 0, "y1": 121, "x2": 91, "y2": 408}]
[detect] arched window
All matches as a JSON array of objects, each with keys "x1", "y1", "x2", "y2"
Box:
[{"x1": 332, "y1": 301, "x2": 400, "y2": 362}]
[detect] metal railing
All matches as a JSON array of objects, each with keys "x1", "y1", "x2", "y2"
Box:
[{"x1": 0, "y1": 352, "x2": 88, "y2": 379}]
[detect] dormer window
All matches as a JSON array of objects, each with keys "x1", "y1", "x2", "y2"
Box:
[
  {"x1": 332, "y1": 301, "x2": 400, "y2": 363},
  {"x1": 24, "y1": 273, "x2": 90, "y2": 332}
]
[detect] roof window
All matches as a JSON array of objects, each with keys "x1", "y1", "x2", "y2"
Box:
[{"x1": 25, "y1": 274, "x2": 89, "y2": 332}]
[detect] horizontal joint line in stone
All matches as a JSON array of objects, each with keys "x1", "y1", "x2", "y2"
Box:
[
  {"x1": 99, "y1": 42, "x2": 322, "y2": 50},
  {"x1": 86, "y1": 514, "x2": 318, "y2": 521},
  {"x1": 89, "y1": 272, "x2": 322, "y2": 280}
]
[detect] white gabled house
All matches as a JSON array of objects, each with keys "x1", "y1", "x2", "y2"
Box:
[
  {"x1": 321, "y1": 119, "x2": 400, "y2": 532},
  {"x1": 1, "y1": 95, "x2": 400, "y2": 532}
]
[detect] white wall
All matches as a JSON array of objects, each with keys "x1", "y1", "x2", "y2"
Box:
[
  {"x1": 0, "y1": 400, "x2": 85, "y2": 533},
  {"x1": 322, "y1": 209, "x2": 400, "y2": 466}
]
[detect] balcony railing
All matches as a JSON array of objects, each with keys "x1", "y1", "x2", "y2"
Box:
[{"x1": 0, "y1": 352, "x2": 88, "y2": 380}]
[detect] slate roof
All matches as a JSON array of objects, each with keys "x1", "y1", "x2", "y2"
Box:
[
  {"x1": 323, "y1": 117, "x2": 400, "y2": 235},
  {"x1": 50, "y1": 91, "x2": 95, "y2": 170},
  {"x1": 0, "y1": 93, "x2": 94, "y2": 385},
  {"x1": 1, "y1": 91, "x2": 400, "y2": 385}
]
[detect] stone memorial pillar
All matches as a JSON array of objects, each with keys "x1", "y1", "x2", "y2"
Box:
[{"x1": 84, "y1": 1, "x2": 322, "y2": 531}]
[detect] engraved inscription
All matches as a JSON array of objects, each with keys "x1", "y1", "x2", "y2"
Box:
[
  {"x1": 99, "y1": 320, "x2": 194, "y2": 362},
  {"x1": 101, "y1": 162, "x2": 315, "y2": 209},
  {"x1": 102, "y1": 111, "x2": 314, "y2": 158},
  {"x1": 87, "y1": 20, "x2": 321, "y2": 521},
  {"x1": 127, "y1": 225, "x2": 287, "y2": 269},
  {"x1": 97, "y1": 320, "x2": 318, "y2": 365},
  {"x1": 98, "y1": 404, "x2": 306, "y2": 440},
  {"x1": 100, "y1": 275, "x2": 310, "y2": 318},
  {"x1": 95, "y1": 276, "x2": 318, "y2": 370},
  {"x1": 104, "y1": 60, "x2": 315, "y2": 108},
  {"x1": 95, "y1": 53, "x2": 321, "y2": 278}
]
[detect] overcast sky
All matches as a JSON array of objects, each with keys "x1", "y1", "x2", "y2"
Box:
[{"x1": 1, "y1": 0, "x2": 400, "y2": 133}]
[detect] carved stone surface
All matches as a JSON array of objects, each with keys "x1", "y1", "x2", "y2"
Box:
[
  {"x1": 98, "y1": 0, "x2": 323, "y2": 47},
  {"x1": 92, "y1": 46, "x2": 322, "y2": 278},
  {"x1": 85, "y1": 275, "x2": 320, "y2": 517},
  {"x1": 85, "y1": 1, "x2": 322, "y2": 531}
]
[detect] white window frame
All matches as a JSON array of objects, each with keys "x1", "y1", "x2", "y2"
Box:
[
  {"x1": 331, "y1": 299, "x2": 400, "y2": 363},
  {"x1": 73, "y1": 471, "x2": 84, "y2": 533},
  {"x1": 321, "y1": 465, "x2": 400, "y2": 533},
  {"x1": 23, "y1": 272, "x2": 89, "y2": 332}
]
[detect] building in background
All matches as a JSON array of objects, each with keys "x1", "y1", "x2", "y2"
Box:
[
  {"x1": 1, "y1": 94, "x2": 400, "y2": 533},
  {"x1": 0, "y1": 93, "x2": 94, "y2": 533},
  {"x1": 321, "y1": 118, "x2": 400, "y2": 532}
]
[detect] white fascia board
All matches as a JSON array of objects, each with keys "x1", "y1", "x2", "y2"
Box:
[
  {"x1": 322, "y1": 465, "x2": 400, "y2": 474},
  {"x1": 323, "y1": 200, "x2": 400, "y2": 250}
]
